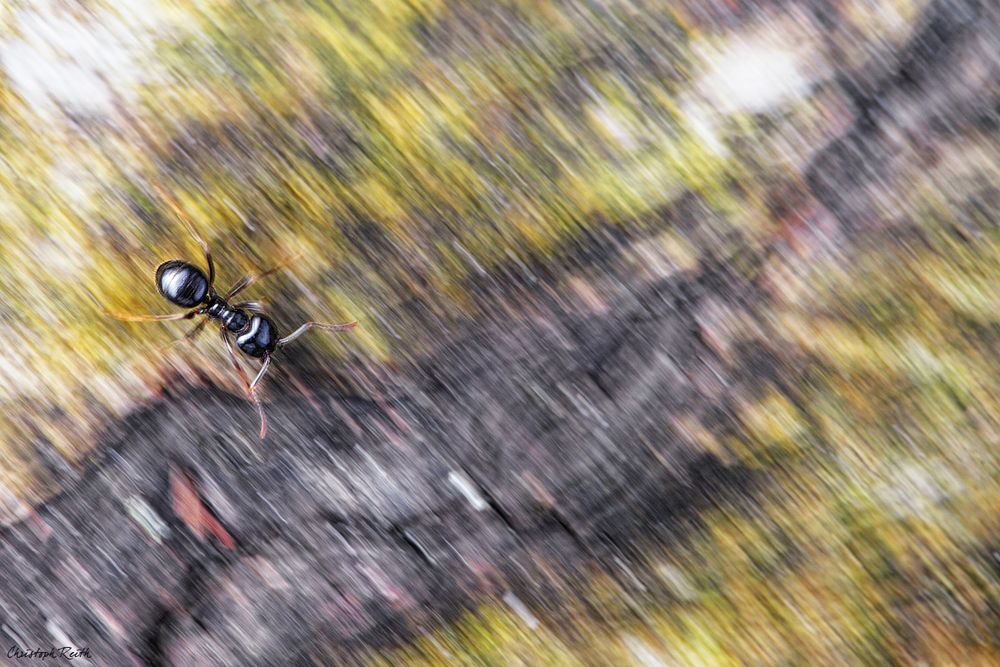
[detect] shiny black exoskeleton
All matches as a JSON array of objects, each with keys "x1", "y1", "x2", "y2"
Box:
[
  {"x1": 156, "y1": 260, "x2": 208, "y2": 308},
  {"x1": 105, "y1": 193, "x2": 358, "y2": 439},
  {"x1": 157, "y1": 260, "x2": 277, "y2": 358}
]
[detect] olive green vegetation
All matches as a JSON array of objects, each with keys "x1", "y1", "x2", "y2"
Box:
[
  {"x1": 2, "y1": 0, "x2": 1000, "y2": 664},
  {"x1": 2, "y1": 0, "x2": 748, "y2": 480},
  {"x1": 143, "y1": 0, "x2": 738, "y2": 318},
  {"x1": 361, "y1": 135, "x2": 1000, "y2": 665}
]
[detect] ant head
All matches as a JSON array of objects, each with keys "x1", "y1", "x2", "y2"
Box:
[{"x1": 156, "y1": 260, "x2": 209, "y2": 307}]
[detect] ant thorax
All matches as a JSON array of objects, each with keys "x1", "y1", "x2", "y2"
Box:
[{"x1": 204, "y1": 296, "x2": 250, "y2": 333}]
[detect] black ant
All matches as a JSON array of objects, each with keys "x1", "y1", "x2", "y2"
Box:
[{"x1": 104, "y1": 185, "x2": 357, "y2": 439}]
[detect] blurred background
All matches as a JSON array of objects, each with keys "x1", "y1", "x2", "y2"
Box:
[{"x1": 1, "y1": 0, "x2": 999, "y2": 664}]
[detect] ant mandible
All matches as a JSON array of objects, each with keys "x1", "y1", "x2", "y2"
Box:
[{"x1": 105, "y1": 184, "x2": 357, "y2": 439}]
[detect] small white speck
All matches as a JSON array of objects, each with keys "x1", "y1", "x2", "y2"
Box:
[
  {"x1": 622, "y1": 634, "x2": 669, "y2": 667},
  {"x1": 123, "y1": 496, "x2": 170, "y2": 543},
  {"x1": 590, "y1": 101, "x2": 639, "y2": 150},
  {"x1": 681, "y1": 101, "x2": 728, "y2": 156},
  {"x1": 503, "y1": 591, "x2": 539, "y2": 630},
  {"x1": 448, "y1": 471, "x2": 488, "y2": 511},
  {"x1": 656, "y1": 563, "x2": 698, "y2": 600},
  {"x1": 452, "y1": 241, "x2": 488, "y2": 276},
  {"x1": 46, "y1": 620, "x2": 89, "y2": 663}
]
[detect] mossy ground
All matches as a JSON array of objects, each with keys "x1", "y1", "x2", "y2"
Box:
[{"x1": 2, "y1": 0, "x2": 999, "y2": 664}]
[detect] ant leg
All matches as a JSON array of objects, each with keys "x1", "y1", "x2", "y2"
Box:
[
  {"x1": 89, "y1": 287, "x2": 200, "y2": 324},
  {"x1": 105, "y1": 309, "x2": 198, "y2": 323},
  {"x1": 224, "y1": 252, "x2": 303, "y2": 301},
  {"x1": 277, "y1": 320, "x2": 359, "y2": 347},
  {"x1": 220, "y1": 327, "x2": 268, "y2": 439},
  {"x1": 166, "y1": 317, "x2": 209, "y2": 349},
  {"x1": 191, "y1": 226, "x2": 215, "y2": 288},
  {"x1": 201, "y1": 240, "x2": 215, "y2": 288},
  {"x1": 250, "y1": 353, "x2": 271, "y2": 392},
  {"x1": 184, "y1": 318, "x2": 209, "y2": 341},
  {"x1": 151, "y1": 181, "x2": 215, "y2": 287},
  {"x1": 232, "y1": 300, "x2": 266, "y2": 313}
]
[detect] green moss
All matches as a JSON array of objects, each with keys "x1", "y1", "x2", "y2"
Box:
[{"x1": 1, "y1": 2, "x2": 1000, "y2": 663}]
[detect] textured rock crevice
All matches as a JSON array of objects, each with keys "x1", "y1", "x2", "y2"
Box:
[
  {"x1": 0, "y1": 245, "x2": 763, "y2": 664},
  {"x1": 2, "y1": 0, "x2": 997, "y2": 663}
]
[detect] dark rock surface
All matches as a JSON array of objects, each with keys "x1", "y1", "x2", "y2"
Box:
[
  {"x1": 2, "y1": 0, "x2": 998, "y2": 664},
  {"x1": 0, "y1": 250, "x2": 763, "y2": 664}
]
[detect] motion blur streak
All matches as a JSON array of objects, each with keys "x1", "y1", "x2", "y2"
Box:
[{"x1": 0, "y1": 0, "x2": 999, "y2": 665}]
